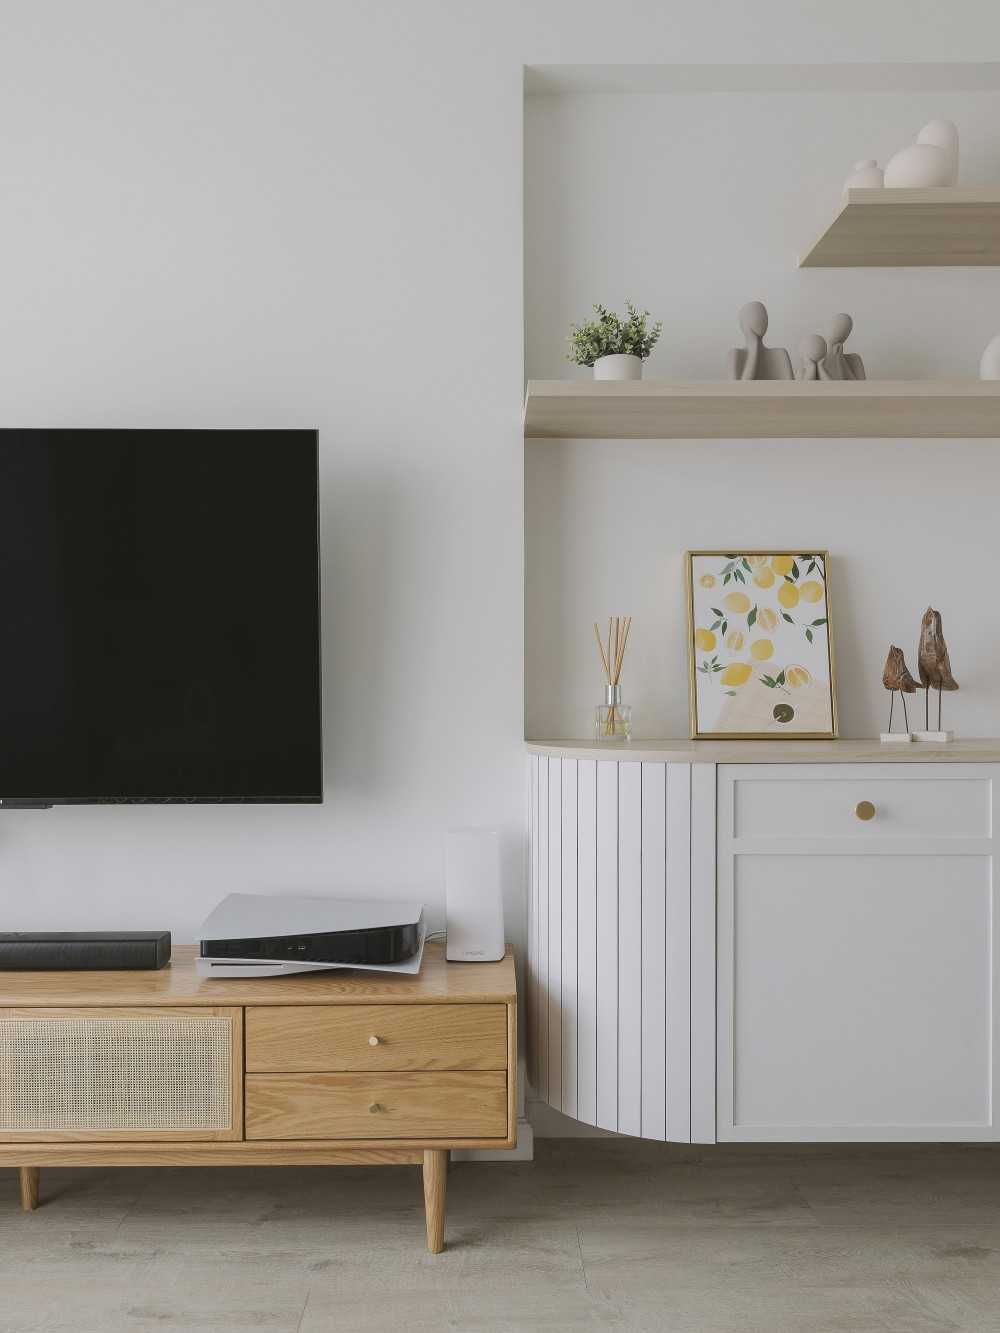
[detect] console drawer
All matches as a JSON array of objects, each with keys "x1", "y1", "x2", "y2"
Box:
[
  {"x1": 245, "y1": 1003, "x2": 507, "y2": 1073},
  {"x1": 245, "y1": 1071, "x2": 508, "y2": 1140},
  {"x1": 729, "y1": 766, "x2": 992, "y2": 841}
]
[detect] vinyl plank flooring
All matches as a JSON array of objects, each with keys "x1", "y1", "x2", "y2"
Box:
[{"x1": 8, "y1": 1145, "x2": 1000, "y2": 1333}]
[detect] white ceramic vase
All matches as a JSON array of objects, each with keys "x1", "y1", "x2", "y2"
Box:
[
  {"x1": 593, "y1": 354, "x2": 642, "y2": 381},
  {"x1": 884, "y1": 119, "x2": 959, "y2": 188},
  {"x1": 981, "y1": 335, "x2": 1000, "y2": 380},
  {"x1": 843, "y1": 159, "x2": 884, "y2": 192}
]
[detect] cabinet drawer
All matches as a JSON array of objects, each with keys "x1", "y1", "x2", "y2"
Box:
[
  {"x1": 730, "y1": 768, "x2": 992, "y2": 841},
  {"x1": 245, "y1": 1071, "x2": 508, "y2": 1140},
  {"x1": 245, "y1": 1004, "x2": 507, "y2": 1072}
]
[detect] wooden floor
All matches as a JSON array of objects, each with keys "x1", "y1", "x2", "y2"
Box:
[{"x1": 5, "y1": 1140, "x2": 1000, "y2": 1330}]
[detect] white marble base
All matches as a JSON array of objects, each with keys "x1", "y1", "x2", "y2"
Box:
[
  {"x1": 880, "y1": 732, "x2": 914, "y2": 743},
  {"x1": 914, "y1": 730, "x2": 955, "y2": 742}
]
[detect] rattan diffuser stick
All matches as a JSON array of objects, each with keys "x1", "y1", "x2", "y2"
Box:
[{"x1": 594, "y1": 616, "x2": 631, "y2": 737}]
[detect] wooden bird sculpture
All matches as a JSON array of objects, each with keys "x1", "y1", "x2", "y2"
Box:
[
  {"x1": 882, "y1": 645, "x2": 918, "y2": 734},
  {"x1": 917, "y1": 606, "x2": 959, "y2": 732}
]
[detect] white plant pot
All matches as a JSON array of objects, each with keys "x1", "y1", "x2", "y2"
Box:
[
  {"x1": 593, "y1": 354, "x2": 642, "y2": 381},
  {"x1": 981, "y1": 335, "x2": 1000, "y2": 380}
]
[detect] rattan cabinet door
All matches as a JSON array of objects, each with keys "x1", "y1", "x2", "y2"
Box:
[{"x1": 0, "y1": 1007, "x2": 243, "y2": 1141}]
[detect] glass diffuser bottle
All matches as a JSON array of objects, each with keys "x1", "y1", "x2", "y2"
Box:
[
  {"x1": 594, "y1": 616, "x2": 632, "y2": 742},
  {"x1": 596, "y1": 684, "x2": 632, "y2": 741}
]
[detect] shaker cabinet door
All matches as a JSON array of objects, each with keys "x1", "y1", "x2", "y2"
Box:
[{"x1": 717, "y1": 764, "x2": 999, "y2": 1142}]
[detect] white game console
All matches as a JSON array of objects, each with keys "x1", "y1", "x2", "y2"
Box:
[{"x1": 196, "y1": 893, "x2": 425, "y2": 978}]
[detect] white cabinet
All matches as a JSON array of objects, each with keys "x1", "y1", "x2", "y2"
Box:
[
  {"x1": 527, "y1": 755, "x2": 695, "y2": 1141},
  {"x1": 717, "y1": 764, "x2": 999, "y2": 1142}
]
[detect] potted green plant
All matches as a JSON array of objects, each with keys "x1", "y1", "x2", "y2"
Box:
[{"x1": 567, "y1": 302, "x2": 663, "y2": 380}]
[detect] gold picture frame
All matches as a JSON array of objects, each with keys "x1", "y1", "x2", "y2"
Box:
[{"x1": 685, "y1": 551, "x2": 838, "y2": 740}]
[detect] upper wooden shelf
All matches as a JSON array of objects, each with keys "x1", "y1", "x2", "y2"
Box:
[
  {"x1": 799, "y1": 187, "x2": 1000, "y2": 267},
  {"x1": 524, "y1": 379, "x2": 1000, "y2": 440}
]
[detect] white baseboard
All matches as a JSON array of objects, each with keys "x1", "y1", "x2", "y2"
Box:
[{"x1": 453, "y1": 1116, "x2": 534, "y2": 1162}]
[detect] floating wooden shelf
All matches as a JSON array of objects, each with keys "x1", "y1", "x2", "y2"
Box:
[
  {"x1": 523, "y1": 379, "x2": 1000, "y2": 440},
  {"x1": 799, "y1": 187, "x2": 1000, "y2": 267}
]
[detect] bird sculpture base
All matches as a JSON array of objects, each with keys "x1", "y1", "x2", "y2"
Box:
[
  {"x1": 913, "y1": 730, "x2": 955, "y2": 743},
  {"x1": 880, "y1": 731, "x2": 914, "y2": 744}
]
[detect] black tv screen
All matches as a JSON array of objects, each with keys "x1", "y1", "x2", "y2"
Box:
[{"x1": 0, "y1": 429, "x2": 322, "y2": 805}]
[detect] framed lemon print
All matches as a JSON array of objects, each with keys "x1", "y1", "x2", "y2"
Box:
[{"x1": 686, "y1": 551, "x2": 837, "y2": 740}]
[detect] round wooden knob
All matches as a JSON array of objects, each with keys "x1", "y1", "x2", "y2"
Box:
[
  {"x1": 855, "y1": 800, "x2": 876, "y2": 822},
  {"x1": 369, "y1": 1102, "x2": 383, "y2": 1113},
  {"x1": 368, "y1": 1035, "x2": 381, "y2": 1047}
]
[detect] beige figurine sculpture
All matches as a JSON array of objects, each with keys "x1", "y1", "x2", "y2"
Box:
[
  {"x1": 727, "y1": 302, "x2": 793, "y2": 381},
  {"x1": 821, "y1": 314, "x2": 866, "y2": 381},
  {"x1": 797, "y1": 335, "x2": 828, "y2": 381},
  {"x1": 917, "y1": 607, "x2": 959, "y2": 739},
  {"x1": 881, "y1": 645, "x2": 918, "y2": 740}
]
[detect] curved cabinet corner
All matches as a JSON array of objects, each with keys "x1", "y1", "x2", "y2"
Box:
[{"x1": 527, "y1": 754, "x2": 715, "y2": 1142}]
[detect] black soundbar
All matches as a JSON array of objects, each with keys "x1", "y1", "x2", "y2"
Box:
[{"x1": 0, "y1": 931, "x2": 171, "y2": 971}]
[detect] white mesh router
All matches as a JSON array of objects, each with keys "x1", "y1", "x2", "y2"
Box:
[{"x1": 445, "y1": 830, "x2": 505, "y2": 962}]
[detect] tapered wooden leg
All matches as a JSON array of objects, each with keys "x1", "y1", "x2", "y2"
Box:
[
  {"x1": 422, "y1": 1149, "x2": 448, "y2": 1254},
  {"x1": 19, "y1": 1168, "x2": 39, "y2": 1212}
]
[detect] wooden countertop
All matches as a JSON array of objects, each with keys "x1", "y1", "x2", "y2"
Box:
[
  {"x1": 526, "y1": 738, "x2": 1000, "y2": 764},
  {"x1": 0, "y1": 941, "x2": 516, "y2": 1008}
]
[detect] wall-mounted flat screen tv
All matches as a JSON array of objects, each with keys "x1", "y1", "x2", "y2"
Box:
[{"x1": 0, "y1": 429, "x2": 322, "y2": 805}]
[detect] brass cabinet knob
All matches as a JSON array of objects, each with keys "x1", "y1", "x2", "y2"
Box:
[
  {"x1": 855, "y1": 800, "x2": 876, "y2": 822},
  {"x1": 368, "y1": 1035, "x2": 382, "y2": 1047},
  {"x1": 369, "y1": 1102, "x2": 383, "y2": 1113}
]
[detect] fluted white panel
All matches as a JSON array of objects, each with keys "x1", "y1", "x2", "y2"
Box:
[
  {"x1": 691, "y1": 763, "x2": 717, "y2": 1144},
  {"x1": 640, "y1": 761, "x2": 666, "y2": 1140},
  {"x1": 547, "y1": 758, "x2": 562, "y2": 1111},
  {"x1": 666, "y1": 764, "x2": 692, "y2": 1141},
  {"x1": 528, "y1": 754, "x2": 539, "y2": 1093},
  {"x1": 595, "y1": 761, "x2": 619, "y2": 1131},
  {"x1": 537, "y1": 755, "x2": 549, "y2": 1103},
  {"x1": 560, "y1": 759, "x2": 578, "y2": 1119},
  {"x1": 617, "y1": 762, "x2": 642, "y2": 1137},
  {"x1": 576, "y1": 760, "x2": 598, "y2": 1125},
  {"x1": 528, "y1": 756, "x2": 695, "y2": 1142}
]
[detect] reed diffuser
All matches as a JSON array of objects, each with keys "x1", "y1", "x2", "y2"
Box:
[{"x1": 594, "y1": 616, "x2": 632, "y2": 741}]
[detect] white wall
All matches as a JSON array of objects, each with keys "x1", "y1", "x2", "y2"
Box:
[
  {"x1": 2, "y1": 0, "x2": 1000, "y2": 955},
  {"x1": 526, "y1": 89, "x2": 1000, "y2": 740}
]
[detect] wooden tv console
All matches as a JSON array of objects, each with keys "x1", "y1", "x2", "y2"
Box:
[{"x1": 0, "y1": 941, "x2": 517, "y2": 1252}]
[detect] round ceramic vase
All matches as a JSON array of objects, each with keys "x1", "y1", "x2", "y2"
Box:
[
  {"x1": 843, "y1": 159, "x2": 884, "y2": 192},
  {"x1": 884, "y1": 119, "x2": 959, "y2": 188},
  {"x1": 981, "y1": 335, "x2": 1000, "y2": 381},
  {"x1": 884, "y1": 143, "x2": 952, "y2": 188},
  {"x1": 593, "y1": 354, "x2": 642, "y2": 381}
]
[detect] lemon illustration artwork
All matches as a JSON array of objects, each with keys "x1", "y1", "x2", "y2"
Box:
[
  {"x1": 756, "y1": 607, "x2": 779, "y2": 631},
  {"x1": 786, "y1": 665, "x2": 811, "y2": 688},
  {"x1": 725, "y1": 630, "x2": 745, "y2": 652},
  {"x1": 753, "y1": 567, "x2": 775, "y2": 588},
  {"x1": 750, "y1": 639, "x2": 774, "y2": 661},
  {"x1": 720, "y1": 662, "x2": 752, "y2": 686},
  {"x1": 745, "y1": 555, "x2": 768, "y2": 570},
  {"x1": 778, "y1": 582, "x2": 800, "y2": 609},
  {"x1": 723, "y1": 591, "x2": 751, "y2": 614},
  {"x1": 699, "y1": 573, "x2": 716, "y2": 589},
  {"x1": 694, "y1": 628, "x2": 716, "y2": 652},
  {"x1": 799, "y1": 580, "x2": 823, "y2": 603},
  {"x1": 771, "y1": 555, "x2": 795, "y2": 577},
  {"x1": 773, "y1": 703, "x2": 795, "y2": 724}
]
